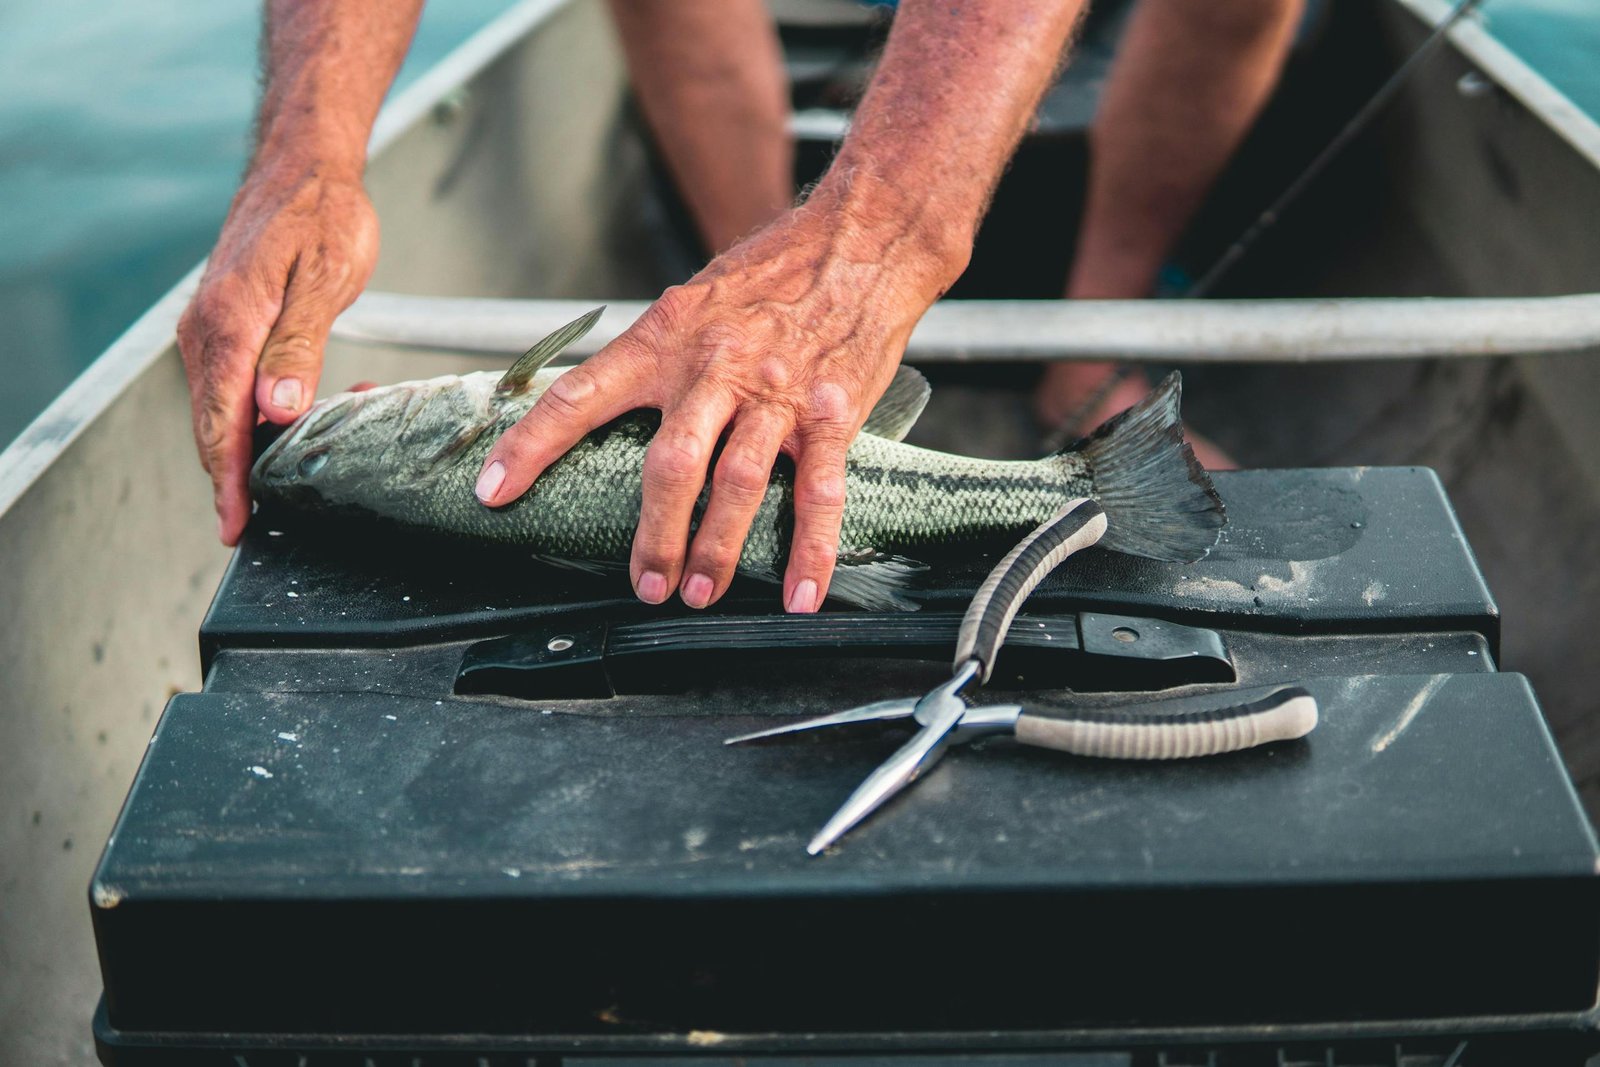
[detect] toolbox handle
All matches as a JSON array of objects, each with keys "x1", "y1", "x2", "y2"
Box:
[{"x1": 454, "y1": 609, "x2": 1232, "y2": 699}]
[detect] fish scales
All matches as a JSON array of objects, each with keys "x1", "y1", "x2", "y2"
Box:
[
  {"x1": 255, "y1": 372, "x2": 1214, "y2": 610},
  {"x1": 252, "y1": 309, "x2": 1222, "y2": 609}
]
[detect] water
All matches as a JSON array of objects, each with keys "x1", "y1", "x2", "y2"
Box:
[
  {"x1": 0, "y1": 0, "x2": 517, "y2": 450},
  {"x1": 0, "y1": 0, "x2": 1595, "y2": 452},
  {"x1": 1484, "y1": 0, "x2": 1600, "y2": 118}
]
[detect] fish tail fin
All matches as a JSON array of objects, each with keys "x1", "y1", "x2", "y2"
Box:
[{"x1": 1057, "y1": 371, "x2": 1225, "y2": 562}]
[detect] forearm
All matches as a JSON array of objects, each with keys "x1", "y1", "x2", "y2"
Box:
[
  {"x1": 608, "y1": 0, "x2": 792, "y2": 254},
  {"x1": 252, "y1": 0, "x2": 425, "y2": 180},
  {"x1": 1069, "y1": 0, "x2": 1302, "y2": 297},
  {"x1": 183, "y1": 0, "x2": 418, "y2": 545},
  {"x1": 812, "y1": 0, "x2": 1090, "y2": 298}
]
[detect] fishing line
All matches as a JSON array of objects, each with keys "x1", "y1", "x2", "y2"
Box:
[
  {"x1": 1049, "y1": 0, "x2": 1490, "y2": 445},
  {"x1": 1185, "y1": 0, "x2": 1489, "y2": 298}
]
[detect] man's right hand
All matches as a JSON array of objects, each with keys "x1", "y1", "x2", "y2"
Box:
[{"x1": 177, "y1": 161, "x2": 379, "y2": 545}]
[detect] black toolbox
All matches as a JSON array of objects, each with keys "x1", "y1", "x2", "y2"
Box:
[{"x1": 90, "y1": 468, "x2": 1600, "y2": 1065}]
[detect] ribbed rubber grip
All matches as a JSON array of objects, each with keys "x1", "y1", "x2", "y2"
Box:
[
  {"x1": 955, "y1": 499, "x2": 1108, "y2": 682},
  {"x1": 1014, "y1": 687, "x2": 1317, "y2": 759}
]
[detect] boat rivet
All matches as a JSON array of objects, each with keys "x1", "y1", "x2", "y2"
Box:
[
  {"x1": 1111, "y1": 626, "x2": 1140, "y2": 643},
  {"x1": 432, "y1": 88, "x2": 471, "y2": 125},
  {"x1": 1456, "y1": 71, "x2": 1494, "y2": 99},
  {"x1": 546, "y1": 636, "x2": 574, "y2": 653}
]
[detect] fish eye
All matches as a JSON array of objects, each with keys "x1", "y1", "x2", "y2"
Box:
[{"x1": 297, "y1": 449, "x2": 330, "y2": 478}]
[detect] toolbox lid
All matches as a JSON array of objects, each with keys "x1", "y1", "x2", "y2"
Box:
[
  {"x1": 92, "y1": 672, "x2": 1599, "y2": 1035},
  {"x1": 92, "y1": 465, "x2": 1585, "y2": 1040}
]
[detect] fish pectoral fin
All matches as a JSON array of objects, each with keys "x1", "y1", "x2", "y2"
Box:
[
  {"x1": 424, "y1": 421, "x2": 493, "y2": 472},
  {"x1": 825, "y1": 554, "x2": 928, "y2": 612},
  {"x1": 497, "y1": 306, "x2": 606, "y2": 395},
  {"x1": 860, "y1": 366, "x2": 931, "y2": 442}
]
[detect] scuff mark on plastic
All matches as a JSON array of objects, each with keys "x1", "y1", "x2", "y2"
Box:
[{"x1": 1371, "y1": 674, "x2": 1448, "y2": 753}]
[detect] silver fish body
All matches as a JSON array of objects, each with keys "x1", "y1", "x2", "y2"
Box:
[{"x1": 251, "y1": 366, "x2": 1222, "y2": 609}]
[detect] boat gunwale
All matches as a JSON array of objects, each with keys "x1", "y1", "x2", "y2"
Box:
[
  {"x1": 5, "y1": 0, "x2": 1600, "y2": 521},
  {"x1": 0, "y1": 0, "x2": 574, "y2": 522},
  {"x1": 1396, "y1": 0, "x2": 1600, "y2": 171}
]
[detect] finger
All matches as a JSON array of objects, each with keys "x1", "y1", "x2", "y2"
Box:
[
  {"x1": 680, "y1": 405, "x2": 792, "y2": 609},
  {"x1": 782, "y1": 430, "x2": 851, "y2": 614},
  {"x1": 630, "y1": 387, "x2": 737, "y2": 605},
  {"x1": 177, "y1": 289, "x2": 275, "y2": 547},
  {"x1": 475, "y1": 344, "x2": 650, "y2": 507},
  {"x1": 254, "y1": 262, "x2": 349, "y2": 423}
]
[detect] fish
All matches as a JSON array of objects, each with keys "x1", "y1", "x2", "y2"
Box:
[{"x1": 251, "y1": 307, "x2": 1224, "y2": 609}]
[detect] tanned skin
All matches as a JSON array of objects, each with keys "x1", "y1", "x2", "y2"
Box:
[
  {"x1": 606, "y1": 0, "x2": 794, "y2": 256},
  {"x1": 178, "y1": 0, "x2": 424, "y2": 545},
  {"x1": 1036, "y1": 0, "x2": 1304, "y2": 450},
  {"x1": 474, "y1": 1, "x2": 1091, "y2": 614},
  {"x1": 181, "y1": 1, "x2": 1094, "y2": 613},
  {"x1": 178, "y1": 0, "x2": 1093, "y2": 611}
]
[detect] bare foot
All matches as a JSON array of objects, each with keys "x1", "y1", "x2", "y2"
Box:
[
  {"x1": 1034, "y1": 362, "x2": 1236, "y2": 470},
  {"x1": 1185, "y1": 427, "x2": 1235, "y2": 471},
  {"x1": 1035, "y1": 361, "x2": 1152, "y2": 436}
]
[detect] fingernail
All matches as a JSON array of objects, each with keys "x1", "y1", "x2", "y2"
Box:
[
  {"x1": 638, "y1": 571, "x2": 669, "y2": 604},
  {"x1": 271, "y1": 377, "x2": 303, "y2": 413},
  {"x1": 216, "y1": 515, "x2": 227, "y2": 545},
  {"x1": 475, "y1": 461, "x2": 505, "y2": 503},
  {"x1": 787, "y1": 578, "x2": 818, "y2": 614},
  {"x1": 682, "y1": 573, "x2": 713, "y2": 609}
]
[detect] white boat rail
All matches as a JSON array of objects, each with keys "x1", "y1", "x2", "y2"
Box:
[{"x1": 333, "y1": 290, "x2": 1600, "y2": 363}]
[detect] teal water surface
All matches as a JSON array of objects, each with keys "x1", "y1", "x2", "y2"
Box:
[
  {"x1": 0, "y1": 0, "x2": 517, "y2": 451},
  {"x1": 0, "y1": 0, "x2": 1596, "y2": 452},
  {"x1": 1487, "y1": 0, "x2": 1600, "y2": 120}
]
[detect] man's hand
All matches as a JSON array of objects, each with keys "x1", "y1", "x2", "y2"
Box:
[
  {"x1": 476, "y1": 0, "x2": 1086, "y2": 614},
  {"x1": 178, "y1": 0, "x2": 421, "y2": 544},
  {"x1": 178, "y1": 162, "x2": 378, "y2": 545},
  {"x1": 474, "y1": 191, "x2": 955, "y2": 613}
]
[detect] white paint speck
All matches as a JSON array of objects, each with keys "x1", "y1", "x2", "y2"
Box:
[
  {"x1": 286, "y1": 591, "x2": 299, "y2": 598},
  {"x1": 249, "y1": 765, "x2": 274, "y2": 779},
  {"x1": 277, "y1": 732, "x2": 299, "y2": 742},
  {"x1": 1361, "y1": 580, "x2": 1386, "y2": 607},
  {"x1": 502, "y1": 867, "x2": 522, "y2": 878},
  {"x1": 267, "y1": 530, "x2": 283, "y2": 537},
  {"x1": 1257, "y1": 560, "x2": 1322, "y2": 595},
  {"x1": 683, "y1": 827, "x2": 709, "y2": 851},
  {"x1": 402, "y1": 596, "x2": 411, "y2": 602},
  {"x1": 250, "y1": 560, "x2": 262, "y2": 566},
  {"x1": 384, "y1": 714, "x2": 397, "y2": 721}
]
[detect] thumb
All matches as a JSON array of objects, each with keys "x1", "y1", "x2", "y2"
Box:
[{"x1": 254, "y1": 268, "x2": 346, "y2": 423}]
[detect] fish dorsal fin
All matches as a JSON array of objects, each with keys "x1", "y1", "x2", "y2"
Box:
[
  {"x1": 496, "y1": 306, "x2": 606, "y2": 395},
  {"x1": 861, "y1": 366, "x2": 930, "y2": 442}
]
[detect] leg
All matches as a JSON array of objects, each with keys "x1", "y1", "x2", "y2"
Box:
[
  {"x1": 1038, "y1": 0, "x2": 1303, "y2": 464},
  {"x1": 607, "y1": 0, "x2": 795, "y2": 255}
]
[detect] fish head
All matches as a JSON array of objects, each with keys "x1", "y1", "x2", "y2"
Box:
[{"x1": 250, "y1": 372, "x2": 514, "y2": 509}]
